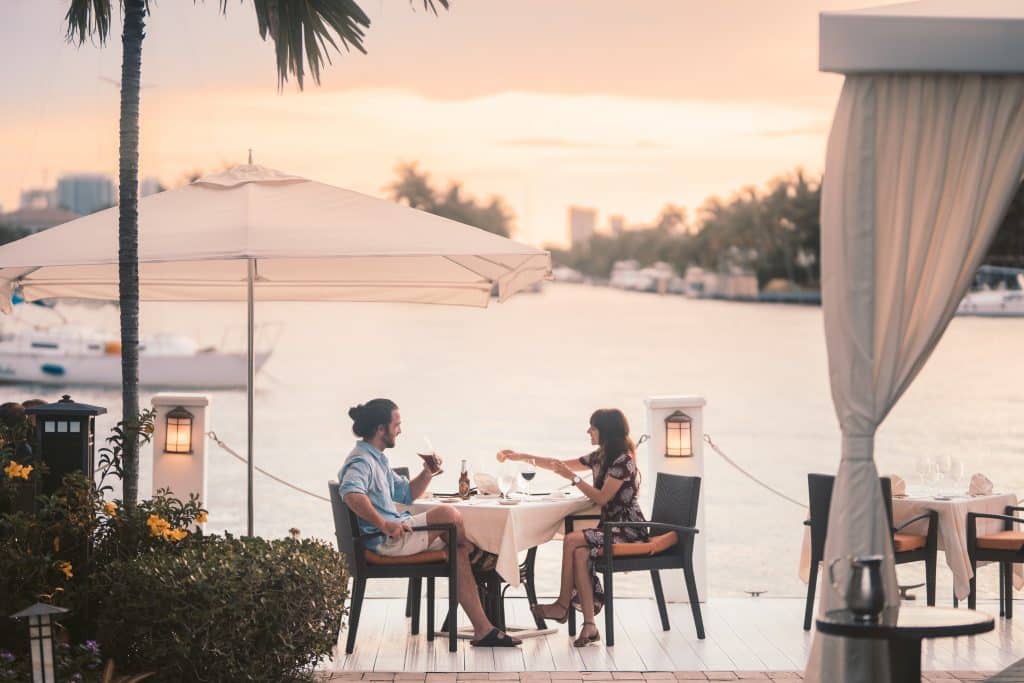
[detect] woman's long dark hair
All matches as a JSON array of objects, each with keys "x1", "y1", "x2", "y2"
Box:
[{"x1": 590, "y1": 408, "x2": 635, "y2": 488}]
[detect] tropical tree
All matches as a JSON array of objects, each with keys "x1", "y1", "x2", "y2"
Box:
[
  {"x1": 65, "y1": 0, "x2": 448, "y2": 511},
  {"x1": 388, "y1": 162, "x2": 515, "y2": 237}
]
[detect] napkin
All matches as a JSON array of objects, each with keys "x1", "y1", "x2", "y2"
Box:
[
  {"x1": 474, "y1": 472, "x2": 500, "y2": 495},
  {"x1": 969, "y1": 473, "x2": 993, "y2": 496},
  {"x1": 889, "y1": 475, "x2": 906, "y2": 496}
]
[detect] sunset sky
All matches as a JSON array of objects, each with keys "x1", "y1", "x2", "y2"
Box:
[{"x1": 1, "y1": 1, "x2": 887, "y2": 246}]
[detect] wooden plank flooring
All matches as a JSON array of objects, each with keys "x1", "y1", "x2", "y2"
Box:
[{"x1": 325, "y1": 597, "x2": 1024, "y2": 673}]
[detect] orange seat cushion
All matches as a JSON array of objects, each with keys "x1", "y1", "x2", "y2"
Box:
[
  {"x1": 893, "y1": 533, "x2": 927, "y2": 552},
  {"x1": 977, "y1": 531, "x2": 1024, "y2": 551},
  {"x1": 600, "y1": 531, "x2": 680, "y2": 558},
  {"x1": 365, "y1": 549, "x2": 448, "y2": 565}
]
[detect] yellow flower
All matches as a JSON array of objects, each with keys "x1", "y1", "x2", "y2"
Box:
[
  {"x1": 57, "y1": 561, "x2": 73, "y2": 579},
  {"x1": 103, "y1": 502, "x2": 117, "y2": 517},
  {"x1": 146, "y1": 514, "x2": 170, "y2": 538},
  {"x1": 4, "y1": 460, "x2": 29, "y2": 480},
  {"x1": 194, "y1": 510, "x2": 207, "y2": 524},
  {"x1": 17, "y1": 465, "x2": 31, "y2": 480},
  {"x1": 165, "y1": 528, "x2": 188, "y2": 542}
]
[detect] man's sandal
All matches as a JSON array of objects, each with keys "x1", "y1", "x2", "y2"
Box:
[{"x1": 470, "y1": 628, "x2": 522, "y2": 648}]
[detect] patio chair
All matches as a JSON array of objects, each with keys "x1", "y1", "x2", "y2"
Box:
[
  {"x1": 967, "y1": 505, "x2": 1024, "y2": 617},
  {"x1": 803, "y1": 473, "x2": 938, "y2": 630},
  {"x1": 328, "y1": 481, "x2": 459, "y2": 653},
  {"x1": 564, "y1": 472, "x2": 704, "y2": 646}
]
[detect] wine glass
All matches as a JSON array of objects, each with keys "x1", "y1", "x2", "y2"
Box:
[
  {"x1": 950, "y1": 458, "x2": 966, "y2": 495},
  {"x1": 936, "y1": 454, "x2": 953, "y2": 495},
  {"x1": 915, "y1": 455, "x2": 934, "y2": 491},
  {"x1": 521, "y1": 459, "x2": 536, "y2": 497}
]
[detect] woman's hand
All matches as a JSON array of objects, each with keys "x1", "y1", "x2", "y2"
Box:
[
  {"x1": 496, "y1": 449, "x2": 517, "y2": 463},
  {"x1": 551, "y1": 460, "x2": 575, "y2": 481}
]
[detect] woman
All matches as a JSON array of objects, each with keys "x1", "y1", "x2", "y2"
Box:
[{"x1": 496, "y1": 408, "x2": 647, "y2": 647}]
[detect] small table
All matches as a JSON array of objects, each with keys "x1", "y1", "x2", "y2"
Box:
[{"x1": 816, "y1": 606, "x2": 993, "y2": 682}]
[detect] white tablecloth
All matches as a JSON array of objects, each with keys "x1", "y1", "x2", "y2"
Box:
[
  {"x1": 893, "y1": 492, "x2": 1022, "y2": 600},
  {"x1": 406, "y1": 494, "x2": 596, "y2": 586}
]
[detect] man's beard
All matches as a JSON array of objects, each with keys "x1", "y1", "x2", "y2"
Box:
[{"x1": 383, "y1": 434, "x2": 396, "y2": 449}]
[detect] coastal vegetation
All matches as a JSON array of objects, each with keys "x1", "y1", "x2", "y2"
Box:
[{"x1": 388, "y1": 162, "x2": 515, "y2": 237}]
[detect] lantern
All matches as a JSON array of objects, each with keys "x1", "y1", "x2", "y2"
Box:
[
  {"x1": 25, "y1": 395, "x2": 106, "y2": 495},
  {"x1": 164, "y1": 406, "x2": 194, "y2": 454},
  {"x1": 10, "y1": 603, "x2": 68, "y2": 683},
  {"x1": 664, "y1": 410, "x2": 693, "y2": 457}
]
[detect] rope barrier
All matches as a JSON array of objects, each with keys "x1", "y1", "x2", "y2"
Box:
[
  {"x1": 206, "y1": 431, "x2": 330, "y2": 502},
  {"x1": 703, "y1": 433, "x2": 806, "y2": 509},
  {"x1": 206, "y1": 429, "x2": 807, "y2": 510}
]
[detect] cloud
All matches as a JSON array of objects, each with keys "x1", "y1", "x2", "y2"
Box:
[
  {"x1": 751, "y1": 124, "x2": 828, "y2": 138},
  {"x1": 499, "y1": 137, "x2": 668, "y2": 150}
]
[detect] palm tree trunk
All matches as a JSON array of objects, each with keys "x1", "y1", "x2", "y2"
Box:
[{"x1": 118, "y1": 0, "x2": 145, "y2": 509}]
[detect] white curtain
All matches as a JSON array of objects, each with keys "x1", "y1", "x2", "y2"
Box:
[{"x1": 806, "y1": 74, "x2": 1024, "y2": 683}]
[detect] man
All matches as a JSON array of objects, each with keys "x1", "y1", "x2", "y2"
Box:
[{"x1": 338, "y1": 398, "x2": 520, "y2": 647}]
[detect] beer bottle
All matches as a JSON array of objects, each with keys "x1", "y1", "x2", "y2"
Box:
[{"x1": 458, "y1": 460, "x2": 471, "y2": 499}]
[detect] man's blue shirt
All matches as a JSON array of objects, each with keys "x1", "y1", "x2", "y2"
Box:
[{"x1": 337, "y1": 440, "x2": 413, "y2": 550}]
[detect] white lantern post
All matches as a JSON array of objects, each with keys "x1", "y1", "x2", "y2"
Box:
[
  {"x1": 151, "y1": 393, "x2": 210, "y2": 511},
  {"x1": 10, "y1": 603, "x2": 68, "y2": 683},
  {"x1": 644, "y1": 395, "x2": 706, "y2": 602}
]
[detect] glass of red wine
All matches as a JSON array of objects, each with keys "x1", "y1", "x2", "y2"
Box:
[{"x1": 521, "y1": 459, "x2": 536, "y2": 496}]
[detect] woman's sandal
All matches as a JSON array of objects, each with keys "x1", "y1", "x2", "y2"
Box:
[
  {"x1": 530, "y1": 600, "x2": 570, "y2": 624},
  {"x1": 470, "y1": 628, "x2": 522, "y2": 648},
  {"x1": 573, "y1": 621, "x2": 600, "y2": 648}
]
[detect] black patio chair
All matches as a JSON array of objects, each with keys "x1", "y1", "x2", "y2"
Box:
[
  {"x1": 802, "y1": 473, "x2": 938, "y2": 630},
  {"x1": 967, "y1": 505, "x2": 1024, "y2": 617},
  {"x1": 328, "y1": 481, "x2": 459, "y2": 653},
  {"x1": 564, "y1": 472, "x2": 704, "y2": 646}
]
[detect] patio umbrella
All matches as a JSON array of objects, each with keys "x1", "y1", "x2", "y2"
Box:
[{"x1": 0, "y1": 164, "x2": 551, "y2": 534}]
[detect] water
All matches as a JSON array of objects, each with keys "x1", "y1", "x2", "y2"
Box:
[{"x1": 6, "y1": 284, "x2": 1024, "y2": 600}]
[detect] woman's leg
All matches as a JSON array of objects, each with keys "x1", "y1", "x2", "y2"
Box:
[
  {"x1": 573, "y1": 546, "x2": 598, "y2": 637},
  {"x1": 536, "y1": 530, "x2": 587, "y2": 619}
]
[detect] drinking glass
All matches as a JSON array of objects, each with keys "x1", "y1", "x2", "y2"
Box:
[
  {"x1": 521, "y1": 459, "x2": 536, "y2": 496},
  {"x1": 951, "y1": 458, "x2": 966, "y2": 494},
  {"x1": 926, "y1": 461, "x2": 942, "y2": 495},
  {"x1": 915, "y1": 456, "x2": 934, "y2": 490}
]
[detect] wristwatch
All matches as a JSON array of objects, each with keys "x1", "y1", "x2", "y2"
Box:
[{"x1": 571, "y1": 475, "x2": 582, "y2": 487}]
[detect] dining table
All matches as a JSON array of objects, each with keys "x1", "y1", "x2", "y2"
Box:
[
  {"x1": 892, "y1": 490, "x2": 1022, "y2": 600},
  {"x1": 402, "y1": 490, "x2": 598, "y2": 638}
]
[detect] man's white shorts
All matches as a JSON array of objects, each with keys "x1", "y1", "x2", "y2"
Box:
[{"x1": 375, "y1": 512, "x2": 446, "y2": 556}]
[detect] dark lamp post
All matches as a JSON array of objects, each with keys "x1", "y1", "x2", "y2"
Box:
[
  {"x1": 164, "y1": 406, "x2": 194, "y2": 454},
  {"x1": 10, "y1": 603, "x2": 69, "y2": 683},
  {"x1": 664, "y1": 410, "x2": 693, "y2": 457}
]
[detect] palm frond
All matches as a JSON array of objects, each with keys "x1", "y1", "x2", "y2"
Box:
[
  {"x1": 241, "y1": 0, "x2": 370, "y2": 90},
  {"x1": 65, "y1": 0, "x2": 113, "y2": 45},
  {"x1": 415, "y1": 0, "x2": 450, "y2": 16}
]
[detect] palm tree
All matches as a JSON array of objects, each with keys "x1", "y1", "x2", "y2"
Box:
[{"x1": 65, "y1": 0, "x2": 448, "y2": 511}]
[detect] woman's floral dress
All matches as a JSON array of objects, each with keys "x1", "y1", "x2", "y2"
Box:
[{"x1": 572, "y1": 450, "x2": 648, "y2": 614}]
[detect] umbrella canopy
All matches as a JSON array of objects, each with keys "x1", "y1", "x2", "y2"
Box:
[
  {"x1": 0, "y1": 164, "x2": 551, "y2": 535},
  {"x1": 821, "y1": 0, "x2": 1024, "y2": 74},
  {"x1": 0, "y1": 164, "x2": 551, "y2": 311}
]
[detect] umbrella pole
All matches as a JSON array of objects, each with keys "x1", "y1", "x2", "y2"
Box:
[{"x1": 247, "y1": 258, "x2": 255, "y2": 536}]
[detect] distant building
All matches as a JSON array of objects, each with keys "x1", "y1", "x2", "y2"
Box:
[
  {"x1": 609, "y1": 214, "x2": 625, "y2": 237},
  {"x1": 56, "y1": 173, "x2": 114, "y2": 215},
  {"x1": 19, "y1": 188, "x2": 54, "y2": 210},
  {"x1": 568, "y1": 206, "x2": 597, "y2": 247},
  {"x1": 0, "y1": 207, "x2": 81, "y2": 233},
  {"x1": 140, "y1": 176, "x2": 164, "y2": 197}
]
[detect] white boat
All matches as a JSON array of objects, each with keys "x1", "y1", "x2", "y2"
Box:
[
  {"x1": 0, "y1": 323, "x2": 272, "y2": 388},
  {"x1": 956, "y1": 266, "x2": 1024, "y2": 317}
]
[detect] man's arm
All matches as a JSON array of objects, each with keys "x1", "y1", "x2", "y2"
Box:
[
  {"x1": 344, "y1": 492, "x2": 409, "y2": 540},
  {"x1": 408, "y1": 465, "x2": 433, "y2": 500}
]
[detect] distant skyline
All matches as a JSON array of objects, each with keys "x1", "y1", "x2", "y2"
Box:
[{"x1": 1, "y1": 0, "x2": 886, "y2": 246}]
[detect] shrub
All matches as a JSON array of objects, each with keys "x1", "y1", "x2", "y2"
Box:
[{"x1": 92, "y1": 536, "x2": 348, "y2": 682}]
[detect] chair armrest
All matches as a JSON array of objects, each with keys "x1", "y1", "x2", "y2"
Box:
[
  {"x1": 600, "y1": 521, "x2": 699, "y2": 535},
  {"x1": 969, "y1": 513, "x2": 1024, "y2": 525},
  {"x1": 893, "y1": 511, "x2": 935, "y2": 534},
  {"x1": 1005, "y1": 506, "x2": 1024, "y2": 515},
  {"x1": 354, "y1": 523, "x2": 457, "y2": 549}
]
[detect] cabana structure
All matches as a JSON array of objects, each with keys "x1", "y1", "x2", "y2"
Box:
[{"x1": 814, "y1": 1, "x2": 1024, "y2": 681}]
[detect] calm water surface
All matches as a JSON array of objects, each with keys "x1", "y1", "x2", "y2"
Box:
[{"x1": 8, "y1": 284, "x2": 1024, "y2": 600}]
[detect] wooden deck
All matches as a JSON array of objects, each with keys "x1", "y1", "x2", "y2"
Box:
[{"x1": 324, "y1": 597, "x2": 1021, "y2": 674}]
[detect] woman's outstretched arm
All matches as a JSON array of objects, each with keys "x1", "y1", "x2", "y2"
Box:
[{"x1": 496, "y1": 449, "x2": 590, "y2": 472}]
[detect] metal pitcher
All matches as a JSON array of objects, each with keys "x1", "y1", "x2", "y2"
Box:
[{"x1": 829, "y1": 555, "x2": 885, "y2": 622}]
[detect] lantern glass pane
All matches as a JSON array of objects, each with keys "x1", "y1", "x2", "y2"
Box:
[
  {"x1": 44, "y1": 421, "x2": 55, "y2": 433},
  {"x1": 70, "y1": 421, "x2": 80, "y2": 433},
  {"x1": 57, "y1": 421, "x2": 67, "y2": 433},
  {"x1": 165, "y1": 416, "x2": 193, "y2": 453}
]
